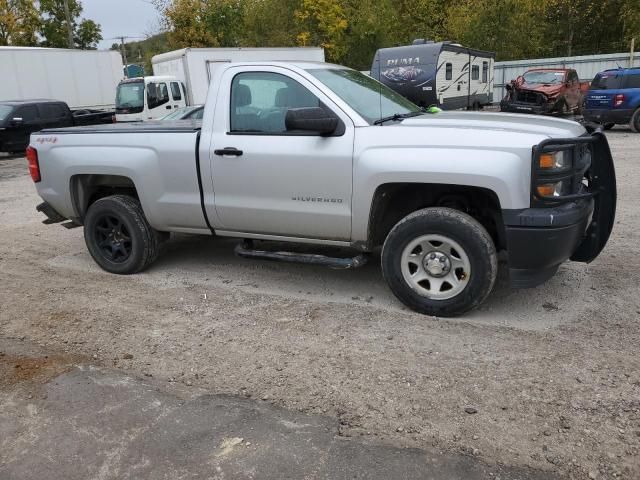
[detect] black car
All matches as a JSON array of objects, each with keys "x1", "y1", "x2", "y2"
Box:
[{"x1": 0, "y1": 99, "x2": 113, "y2": 154}]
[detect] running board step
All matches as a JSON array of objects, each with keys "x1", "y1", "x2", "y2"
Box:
[{"x1": 234, "y1": 242, "x2": 368, "y2": 269}]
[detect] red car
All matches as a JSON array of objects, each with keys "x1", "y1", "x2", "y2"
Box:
[{"x1": 500, "y1": 68, "x2": 589, "y2": 115}]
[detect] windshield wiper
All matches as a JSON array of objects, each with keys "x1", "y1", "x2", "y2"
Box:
[{"x1": 373, "y1": 111, "x2": 423, "y2": 126}]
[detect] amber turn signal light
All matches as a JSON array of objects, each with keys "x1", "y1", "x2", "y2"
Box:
[
  {"x1": 539, "y1": 153, "x2": 555, "y2": 169},
  {"x1": 536, "y1": 184, "x2": 556, "y2": 197}
]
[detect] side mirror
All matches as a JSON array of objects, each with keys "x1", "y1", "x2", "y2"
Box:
[
  {"x1": 10, "y1": 117, "x2": 24, "y2": 126},
  {"x1": 285, "y1": 107, "x2": 339, "y2": 135}
]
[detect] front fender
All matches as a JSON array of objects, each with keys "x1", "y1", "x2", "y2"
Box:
[{"x1": 352, "y1": 146, "x2": 531, "y2": 242}]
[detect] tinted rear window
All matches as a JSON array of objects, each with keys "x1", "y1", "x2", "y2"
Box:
[
  {"x1": 40, "y1": 103, "x2": 68, "y2": 120},
  {"x1": 590, "y1": 73, "x2": 623, "y2": 90},
  {"x1": 623, "y1": 73, "x2": 640, "y2": 89}
]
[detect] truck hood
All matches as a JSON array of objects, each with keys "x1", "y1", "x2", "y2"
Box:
[
  {"x1": 400, "y1": 111, "x2": 585, "y2": 138},
  {"x1": 518, "y1": 82, "x2": 563, "y2": 97}
]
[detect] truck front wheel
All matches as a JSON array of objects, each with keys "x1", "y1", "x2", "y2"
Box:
[
  {"x1": 381, "y1": 207, "x2": 497, "y2": 317},
  {"x1": 84, "y1": 195, "x2": 160, "y2": 274}
]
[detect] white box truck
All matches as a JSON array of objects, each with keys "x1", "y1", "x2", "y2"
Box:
[
  {"x1": 116, "y1": 47, "x2": 325, "y2": 122},
  {"x1": 0, "y1": 46, "x2": 123, "y2": 111},
  {"x1": 152, "y1": 47, "x2": 326, "y2": 105}
]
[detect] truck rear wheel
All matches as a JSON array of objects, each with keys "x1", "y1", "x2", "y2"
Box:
[
  {"x1": 84, "y1": 195, "x2": 160, "y2": 274},
  {"x1": 381, "y1": 207, "x2": 497, "y2": 317}
]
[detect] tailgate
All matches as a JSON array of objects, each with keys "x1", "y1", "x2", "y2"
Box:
[{"x1": 585, "y1": 90, "x2": 614, "y2": 109}]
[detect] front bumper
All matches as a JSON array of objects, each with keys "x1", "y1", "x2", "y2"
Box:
[
  {"x1": 583, "y1": 108, "x2": 634, "y2": 125},
  {"x1": 500, "y1": 100, "x2": 554, "y2": 115},
  {"x1": 503, "y1": 132, "x2": 616, "y2": 288},
  {"x1": 503, "y1": 200, "x2": 593, "y2": 287}
]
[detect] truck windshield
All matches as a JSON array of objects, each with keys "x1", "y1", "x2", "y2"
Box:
[
  {"x1": 116, "y1": 81, "x2": 145, "y2": 111},
  {"x1": 523, "y1": 71, "x2": 565, "y2": 84},
  {"x1": 306, "y1": 68, "x2": 420, "y2": 125},
  {"x1": 0, "y1": 105, "x2": 14, "y2": 122}
]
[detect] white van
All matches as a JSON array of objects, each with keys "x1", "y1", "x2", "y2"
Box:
[{"x1": 115, "y1": 76, "x2": 187, "y2": 122}]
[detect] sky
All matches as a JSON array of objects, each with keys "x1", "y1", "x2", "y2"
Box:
[{"x1": 81, "y1": 0, "x2": 161, "y2": 50}]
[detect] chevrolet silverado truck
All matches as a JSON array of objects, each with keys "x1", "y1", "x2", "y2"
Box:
[
  {"x1": 500, "y1": 68, "x2": 590, "y2": 115},
  {"x1": 27, "y1": 62, "x2": 616, "y2": 317}
]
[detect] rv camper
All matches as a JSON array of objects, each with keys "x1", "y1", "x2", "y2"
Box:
[{"x1": 371, "y1": 40, "x2": 495, "y2": 110}]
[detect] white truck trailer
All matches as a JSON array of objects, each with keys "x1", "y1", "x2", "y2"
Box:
[
  {"x1": 116, "y1": 47, "x2": 325, "y2": 122},
  {"x1": 152, "y1": 47, "x2": 326, "y2": 105},
  {"x1": 0, "y1": 46, "x2": 123, "y2": 111}
]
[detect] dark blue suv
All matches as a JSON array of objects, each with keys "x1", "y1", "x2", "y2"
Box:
[{"x1": 583, "y1": 68, "x2": 640, "y2": 132}]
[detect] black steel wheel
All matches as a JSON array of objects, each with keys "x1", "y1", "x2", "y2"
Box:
[
  {"x1": 93, "y1": 214, "x2": 133, "y2": 263},
  {"x1": 84, "y1": 195, "x2": 160, "y2": 274}
]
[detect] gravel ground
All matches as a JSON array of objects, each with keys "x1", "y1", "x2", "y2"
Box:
[{"x1": 1, "y1": 127, "x2": 639, "y2": 479}]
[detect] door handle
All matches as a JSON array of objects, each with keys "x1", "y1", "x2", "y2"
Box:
[
  {"x1": 166, "y1": 105, "x2": 172, "y2": 110},
  {"x1": 214, "y1": 147, "x2": 243, "y2": 157}
]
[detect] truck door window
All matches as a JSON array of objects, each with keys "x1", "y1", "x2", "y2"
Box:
[
  {"x1": 170, "y1": 82, "x2": 182, "y2": 101},
  {"x1": 445, "y1": 63, "x2": 452, "y2": 80},
  {"x1": 471, "y1": 65, "x2": 479, "y2": 80},
  {"x1": 15, "y1": 105, "x2": 38, "y2": 122},
  {"x1": 482, "y1": 62, "x2": 488, "y2": 83},
  {"x1": 230, "y1": 72, "x2": 320, "y2": 134},
  {"x1": 147, "y1": 82, "x2": 170, "y2": 109}
]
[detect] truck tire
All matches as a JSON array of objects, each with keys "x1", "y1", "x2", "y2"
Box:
[
  {"x1": 603, "y1": 123, "x2": 615, "y2": 130},
  {"x1": 83, "y1": 195, "x2": 160, "y2": 274},
  {"x1": 381, "y1": 207, "x2": 497, "y2": 317},
  {"x1": 631, "y1": 109, "x2": 640, "y2": 133}
]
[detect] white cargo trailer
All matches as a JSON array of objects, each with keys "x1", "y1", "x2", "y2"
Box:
[
  {"x1": 0, "y1": 46, "x2": 123, "y2": 111},
  {"x1": 151, "y1": 47, "x2": 326, "y2": 105}
]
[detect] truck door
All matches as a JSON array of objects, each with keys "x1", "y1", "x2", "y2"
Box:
[
  {"x1": 208, "y1": 67, "x2": 354, "y2": 240},
  {"x1": 146, "y1": 81, "x2": 171, "y2": 119},
  {"x1": 566, "y1": 70, "x2": 580, "y2": 109},
  {"x1": 169, "y1": 81, "x2": 186, "y2": 110},
  {"x1": 7, "y1": 104, "x2": 40, "y2": 152}
]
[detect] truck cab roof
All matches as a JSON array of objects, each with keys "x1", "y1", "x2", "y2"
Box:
[{"x1": 0, "y1": 99, "x2": 64, "y2": 106}]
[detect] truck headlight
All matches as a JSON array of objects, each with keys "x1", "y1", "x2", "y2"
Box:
[{"x1": 539, "y1": 151, "x2": 570, "y2": 170}]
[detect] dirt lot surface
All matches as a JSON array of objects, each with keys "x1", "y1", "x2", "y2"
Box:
[{"x1": 1, "y1": 127, "x2": 639, "y2": 479}]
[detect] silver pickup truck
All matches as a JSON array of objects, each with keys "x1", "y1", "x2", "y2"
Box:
[{"x1": 28, "y1": 61, "x2": 617, "y2": 317}]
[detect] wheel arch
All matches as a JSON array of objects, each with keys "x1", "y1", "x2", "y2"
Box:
[
  {"x1": 365, "y1": 183, "x2": 506, "y2": 251},
  {"x1": 70, "y1": 174, "x2": 139, "y2": 223}
]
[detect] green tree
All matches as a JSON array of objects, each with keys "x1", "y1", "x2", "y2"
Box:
[
  {"x1": 241, "y1": 0, "x2": 299, "y2": 48},
  {"x1": 294, "y1": 0, "x2": 348, "y2": 62},
  {"x1": 0, "y1": 0, "x2": 40, "y2": 46},
  {"x1": 340, "y1": 0, "x2": 399, "y2": 70},
  {"x1": 39, "y1": 0, "x2": 102, "y2": 49},
  {"x1": 163, "y1": 0, "x2": 244, "y2": 48}
]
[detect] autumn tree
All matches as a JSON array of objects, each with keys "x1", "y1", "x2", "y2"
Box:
[
  {"x1": 154, "y1": 0, "x2": 640, "y2": 67},
  {"x1": 39, "y1": 0, "x2": 102, "y2": 49},
  {"x1": 0, "y1": 0, "x2": 39, "y2": 46},
  {"x1": 294, "y1": 0, "x2": 348, "y2": 62},
  {"x1": 241, "y1": 0, "x2": 299, "y2": 47},
  {"x1": 163, "y1": 0, "x2": 244, "y2": 48}
]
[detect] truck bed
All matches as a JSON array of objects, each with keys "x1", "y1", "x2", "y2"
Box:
[{"x1": 42, "y1": 119, "x2": 202, "y2": 135}]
